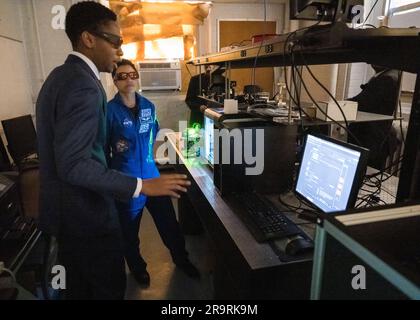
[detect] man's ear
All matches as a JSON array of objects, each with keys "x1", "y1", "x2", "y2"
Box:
[{"x1": 80, "y1": 31, "x2": 95, "y2": 49}]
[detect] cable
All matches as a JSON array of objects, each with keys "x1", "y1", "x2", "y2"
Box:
[
  {"x1": 399, "y1": 99, "x2": 406, "y2": 145},
  {"x1": 289, "y1": 43, "x2": 307, "y2": 133},
  {"x1": 278, "y1": 194, "x2": 302, "y2": 211},
  {"x1": 291, "y1": 53, "x2": 363, "y2": 145},
  {"x1": 299, "y1": 53, "x2": 351, "y2": 130},
  {"x1": 251, "y1": 0, "x2": 269, "y2": 87},
  {"x1": 361, "y1": 0, "x2": 380, "y2": 29},
  {"x1": 362, "y1": 24, "x2": 378, "y2": 29},
  {"x1": 358, "y1": 156, "x2": 404, "y2": 208},
  {"x1": 282, "y1": 20, "x2": 323, "y2": 108},
  {"x1": 281, "y1": 13, "x2": 360, "y2": 142},
  {"x1": 279, "y1": 19, "x2": 326, "y2": 134},
  {"x1": 293, "y1": 46, "x2": 366, "y2": 147}
]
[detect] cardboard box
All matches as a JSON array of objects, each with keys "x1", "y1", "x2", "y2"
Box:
[{"x1": 316, "y1": 100, "x2": 358, "y2": 122}]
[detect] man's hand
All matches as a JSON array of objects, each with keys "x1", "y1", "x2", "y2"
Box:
[{"x1": 142, "y1": 174, "x2": 191, "y2": 198}]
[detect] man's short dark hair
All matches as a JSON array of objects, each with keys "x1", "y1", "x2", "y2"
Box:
[
  {"x1": 112, "y1": 59, "x2": 138, "y2": 78},
  {"x1": 65, "y1": 1, "x2": 117, "y2": 49}
]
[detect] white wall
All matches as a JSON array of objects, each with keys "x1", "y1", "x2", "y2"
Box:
[
  {"x1": 346, "y1": 63, "x2": 369, "y2": 98},
  {"x1": 346, "y1": 1, "x2": 420, "y2": 94},
  {"x1": 345, "y1": 0, "x2": 388, "y2": 98},
  {"x1": 0, "y1": 1, "x2": 33, "y2": 121},
  {"x1": 0, "y1": 0, "x2": 23, "y2": 40},
  {"x1": 0, "y1": 0, "x2": 34, "y2": 158},
  {"x1": 388, "y1": 6, "x2": 420, "y2": 92},
  {"x1": 19, "y1": 0, "x2": 74, "y2": 101}
]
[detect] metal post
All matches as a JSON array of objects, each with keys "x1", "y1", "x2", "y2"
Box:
[
  {"x1": 228, "y1": 62, "x2": 232, "y2": 99},
  {"x1": 310, "y1": 225, "x2": 327, "y2": 300},
  {"x1": 397, "y1": 73, "x2": 420, "y2": 202},
  {"x1": 225, "y1": 62, "x2": 229, "y2": 99},
  {"x1": 198, "y1": 65, "x2": 202, "y2": 97}
]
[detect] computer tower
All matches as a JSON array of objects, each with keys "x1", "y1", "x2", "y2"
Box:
[{"x1": 212, "y1": 119, "x2": 297, "y2": 195}]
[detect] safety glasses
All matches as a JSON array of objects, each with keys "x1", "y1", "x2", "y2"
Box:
[
  {"x1": 114, "y1": 71, "x2": 139, "y2": 81},
  {"x1": 89, "y1": 30, "x2": 123, "y2": 49}
]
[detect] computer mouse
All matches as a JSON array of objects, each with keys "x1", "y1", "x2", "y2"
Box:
[{"x1": 285, "y1": 236, "x2": 314, "y2": 256}]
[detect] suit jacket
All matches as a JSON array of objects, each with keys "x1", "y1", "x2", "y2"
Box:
[
  {"x1": 36, "y1": 55, "x2": 137, "y2": 238},
  {"x1": 185, "y1": 73, "x2": 226, "y2": 126}
]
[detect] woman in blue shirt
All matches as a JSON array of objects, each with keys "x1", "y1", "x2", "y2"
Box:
[{"x1": 107, "y1": 60, "x2": 199, "y2": 286}]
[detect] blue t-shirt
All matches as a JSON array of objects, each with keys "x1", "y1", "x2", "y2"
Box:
[{"x1": 107, "y1": 92, "x2": 160, "y2": 212}]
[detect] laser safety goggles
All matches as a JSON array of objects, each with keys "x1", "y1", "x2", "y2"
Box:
[
  {"x1": 89, "y1": 30, "x2": 123, "y2": 49},
  {"x1": 114, "y1": 71, "x2": 140, "y2": 81}
]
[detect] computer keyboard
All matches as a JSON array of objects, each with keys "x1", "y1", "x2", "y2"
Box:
[{"x1": 229, "y1": 192, "x2": 301, "y2": 242}]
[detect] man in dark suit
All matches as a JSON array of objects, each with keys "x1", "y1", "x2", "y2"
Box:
[
  {"x1": 185, "y1": 66, "x2": 226, "y2": 127},
  {"x1": 348, "y1": 65, "x2": 401, "y2": 170},
  {"x1": 185, "y1": 67, "x2": 211, "y2": 127},
  {"x1": 36, "y1": 1, "x2": 189, "y2": 299}
]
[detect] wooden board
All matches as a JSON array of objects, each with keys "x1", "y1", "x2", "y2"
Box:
[{"x1": 219, "y1": 20, "x2": 276, "y2": 96}]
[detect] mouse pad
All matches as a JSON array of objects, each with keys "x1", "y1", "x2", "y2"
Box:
[{"x1": 269, "y1": 233, "x2": 314, "y2": 263}]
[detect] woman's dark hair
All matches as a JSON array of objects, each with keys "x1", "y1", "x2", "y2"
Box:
[
  {"x1": 112, "y1": 59, "x2": 138, "y2": 78},
  {"x1": 65, "y1": 1, "x2": 117, "y2": 49}
]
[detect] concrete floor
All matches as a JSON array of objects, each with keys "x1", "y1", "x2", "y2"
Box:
[{"x1": 124, "y1": 202, "x2": 214, "y2": 300}]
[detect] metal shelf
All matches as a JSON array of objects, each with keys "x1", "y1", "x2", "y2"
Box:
[
  {"x1": 188, "y1": 22, "x2": 420, "y2": 203},
  {"x1": 188, "y1": 23, "x2": 420, "y2": 73}
]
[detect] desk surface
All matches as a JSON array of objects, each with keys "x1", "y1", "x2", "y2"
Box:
[{"x1": 166, "y1": 133, "x2": 314, "y2": 270}]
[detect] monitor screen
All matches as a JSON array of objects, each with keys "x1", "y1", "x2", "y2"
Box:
[
  {"x1": 0, "y1": 136, "x2": 11, "y2": 171},
  {"x1": 1, "y1": 115, "x2": 37, "y2": 164},
  {"x1": 203, "y1": 115, "x2": 214, "y2": 166},
  {"x1": 295, "y1": 134, "x2": 368, "y2": 213}
]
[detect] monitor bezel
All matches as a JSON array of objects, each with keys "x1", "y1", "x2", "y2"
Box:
[
  {"x1": 294, "y1": 133, "x2": 369, "y2": 214},
  {"x1": 203, "y1": 114, "x2": 215, "y2": 169}
]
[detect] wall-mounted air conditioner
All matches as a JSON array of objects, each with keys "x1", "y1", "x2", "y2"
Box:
[{"x1": 137, "y1": 60, "x2": 181, "y2": 91}]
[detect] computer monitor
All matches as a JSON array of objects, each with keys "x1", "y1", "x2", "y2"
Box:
[
  {"x1": 295, "y1": 134, "x2": 368, "y2": 213},
  {"x1": 1, "y1": 115, "x2": 37, "y2": 165},
  {"x1": 0, "y1": 136, "x2": 11, "y2": 171},
  {"x1": 203, "y1": 115, "x2": 214, "y2": 167},
  {"x1": 289, "y1": 0, "x2": 363, "y2": 23}
]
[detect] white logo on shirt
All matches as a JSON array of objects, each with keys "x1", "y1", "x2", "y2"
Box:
[{"x1": 123, "y1": 118, "x2": 133, "y2": 128}]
